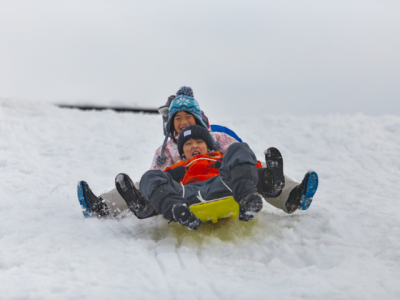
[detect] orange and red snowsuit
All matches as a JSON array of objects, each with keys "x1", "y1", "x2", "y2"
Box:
[{"x1": 164, "y1": 151, "x2": 263, "y2": 185}]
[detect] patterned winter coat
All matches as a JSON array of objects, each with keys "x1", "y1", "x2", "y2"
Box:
[{"x1": 150, "y1": 132, "x2": 238, "y2": 170}]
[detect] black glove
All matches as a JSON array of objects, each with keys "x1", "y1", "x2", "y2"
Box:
[
  {"x1": 166, "y1": 166, "x2": 187, "y2": 183},
  {"x1": 214, "y1": 160, "x2": 222, "y2": 169}
]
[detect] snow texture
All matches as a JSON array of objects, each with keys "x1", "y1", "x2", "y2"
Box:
[{"x1": 1, "y1": 99, "x2": 400, "y2": 299}]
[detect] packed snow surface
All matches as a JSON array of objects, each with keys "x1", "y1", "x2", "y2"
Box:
[{"x1": 1, "y1": 100, "x2": 400, "y2": 299}]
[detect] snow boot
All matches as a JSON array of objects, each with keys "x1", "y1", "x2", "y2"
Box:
[
  {"x1": 77, "y1": 181, "x2": 109, "y2": 218},
  {"x1": 171, "y1": 203, "x2": 202, "y2": 230},
  {"x1": 261, "y1": 147, "x2": 285, "y2": 197},
  {"x1": 285, "y1": 171, "x2": 319, "y2": 213},
  {"x1": 238, "y1": 192, "x2": 264, "y2": 221},
  {"x1": 115, "y1": 173, "x2": 157, "y2": 219}
]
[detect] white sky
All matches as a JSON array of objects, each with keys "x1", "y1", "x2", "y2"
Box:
[{"x1": 1, "y1": 0, "x2": 399, "y2": 119}]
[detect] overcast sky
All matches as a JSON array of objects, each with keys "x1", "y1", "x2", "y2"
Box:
[{"x1": 1, "y1": 0, "x2": 399, "y2": 119}]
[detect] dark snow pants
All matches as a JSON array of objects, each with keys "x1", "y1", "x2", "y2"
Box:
[{"x1": 140, "y1": 143, "x2": 259, "y2": 220}]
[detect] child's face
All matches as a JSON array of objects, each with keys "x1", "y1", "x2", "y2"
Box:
[
  {"x1": 183, "y1": 138, "x2": 209, "y2": 160},
  {"x1": 174, "y1": 111, "x2": 196, "y2": 134}
]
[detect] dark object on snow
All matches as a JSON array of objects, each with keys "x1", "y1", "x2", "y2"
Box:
[
  {"x1": 77, "y1": 181, "x2": 110, "y2": 217},
  {"x1": 58, "y1": 104, "x2": 158, "y2": 114},
  {"x1": 115, "y1": 173, "x2": 157, "y2": 219}
]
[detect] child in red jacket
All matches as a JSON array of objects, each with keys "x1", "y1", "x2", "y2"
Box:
[{"x1": 116, "y1": 125, "x2": 284, "y2": 230}]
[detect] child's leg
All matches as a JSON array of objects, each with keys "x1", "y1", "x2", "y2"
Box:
[
  {"x1": 100, "y1": 188, "x2": 130, "y2": 216},
  {"x1": 218, "y1": 143, "x2": 263, "y2": 221},
  {"x1": 140, "y1": 170, "x2": 190, "y2": 221},
  {"x1": 264, "y1": 175, "x2": 299, "y2": 213},
  {"x1": 264, "y1": 172, "x2": 319, "y2": 213},
  {"x1": 140, "y1": 170, "x2": 202, "y2": 229},
  {"x1": 77, "y1": 181, "x2": 109, "y2": 218},
  {"x1": 218, "y1": 143, "x2": 259, "y2": 199}
]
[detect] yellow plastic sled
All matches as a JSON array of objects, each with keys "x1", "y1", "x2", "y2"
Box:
[{"x1": 189, "y1": 196, "x2": 239, "y2": 223}]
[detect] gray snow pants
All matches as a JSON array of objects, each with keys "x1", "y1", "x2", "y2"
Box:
[
  {"x1": 140, "y1": 143, "x2": 259, "y2": 220},
  {"x1": 100, "y1": 188, "x2": 133, "y2": 216},
  {"x1": 100, "y1": 176, "x2": 299, "y2": 216},
  {"x1": 100, "y1": 150, "x2": 300, "y2": 217}
]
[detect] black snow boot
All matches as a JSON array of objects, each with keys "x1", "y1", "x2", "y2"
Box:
[
  {"x1": 77, "y1": 181, "x2": 109, "y2": 218},
  {"x1": 285, "y1": 171, "x2": 319, "y2": 213},
  {"x1": 115, "y1": 173, "x2": 157, "y2": 219},
  {"x1": 238, "y1": 192, "x2": 264, "y2": 221},
  {"x1": 229, "y1": 162, "x2": 261, "y2": 221},
  {"x1": 259, "y1": 147, "x2": 285, "y2": 197},
  {"x1": 171, "y1": 203, "x2": 202, "y2": 230}
]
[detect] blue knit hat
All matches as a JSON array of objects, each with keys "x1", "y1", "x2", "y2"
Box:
[{"x1": 156, "y1": 86, "x2": 216, "y2": 167}]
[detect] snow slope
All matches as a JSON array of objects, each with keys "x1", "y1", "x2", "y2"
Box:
[{"x1": 1, "y1": 100, "x2": 399, "y2": 300}]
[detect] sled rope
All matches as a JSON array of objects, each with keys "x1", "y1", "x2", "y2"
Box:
[
  {"x1": 186, "y1": 157, "x2": 219, "y2": 167},
  {"x1": 180, "y1": 182, "x2": 185, "y2": 198},
  {"x1": 196, "y1": 191, "x2": 207, "y2": 203},
  {"x1": 220, "y1": 177, "x2": 232, "y2": 192}
]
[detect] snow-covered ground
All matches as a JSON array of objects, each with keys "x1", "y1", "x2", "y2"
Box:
[{"x1": 1, "y1": 100, "x2": 400, "y2": 300}]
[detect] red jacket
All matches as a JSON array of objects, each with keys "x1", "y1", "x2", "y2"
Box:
[{"x1": 164, "y1": 151, "x2": 262, "y2": 185}]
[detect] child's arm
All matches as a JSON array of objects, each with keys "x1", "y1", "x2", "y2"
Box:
[
  {"x1": 211, "y1": 132, "x2": 239, "y2": 155},
  {"x1": 165, "y1": 166, "x2": 187, "y2": 183},
  {"x1": 149, "y1": 144, "x2": 176, "y2": 170}
]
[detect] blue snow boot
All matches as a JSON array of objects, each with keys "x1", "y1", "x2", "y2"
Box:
[
  {"x1": 285, "y1": 171, "x2": 319, "y2": 213},
  {"x1": 77, "y1": 181, "x2": 109, "y2": 217}
]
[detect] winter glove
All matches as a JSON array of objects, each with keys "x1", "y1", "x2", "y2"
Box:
[
  {"x1": 213, "y1": 160, "x2": 222, "y2": 169},
  {"x1": 159, "y1": 95, "x2": 176, "y2": 136},
  {"x1": 214, "y1": 158, "x2": 222, "y2": 169},
  {"x1": 166, "y1": 166, "x2": 187, "y2": 183}
]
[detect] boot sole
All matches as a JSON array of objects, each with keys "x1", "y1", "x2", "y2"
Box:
[
  {"x1": 299, "y1": 171, "x2": 319, "y2": 210},
  {"x1": 115, "y1": 173, "x2": 157, "y2": 219},
  {"x1": 77, "y1": 181, "x2": 93, "y2": 218},
  {"x1": 239, "y1": 193, "x2": 263, "y2": 221},
  {"x1": 246, "y1": 193, "x2": 263, "y2": 213},
  {"x1": 115, "y1": 173, "x2": 141, "y2": 211},
  {"x1": 263, "y1": 147, "x2": 285, "y2": 197},
  {"x1": 172, "y1": 204, "x2": 202, "y2": 230}
]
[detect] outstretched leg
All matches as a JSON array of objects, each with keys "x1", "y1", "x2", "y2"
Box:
[
  {"x1": 264, "y1": 172, "x2": 319, "y2": 213},
  {"x1": 285, "y1": 171, "x2": 319, "y2": 212},
  {"x1": 99, "y1": 188, "x2": 131, "y2": 216},
  {"x1": 219, "y1": 143, "x2": 263, "y2": 221},
  {"x1": 139, "y1": 170, "x2": 202, "y2": 230},
  {"x1": 115, "y1": 173, "x2": 158, "y2": 219},
  {"x1": 77, "y1": 181, "x2": 109, "y2": 218},
  {"x1": 257, "y1": 147, "x2": 285, "y2": 198}
]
